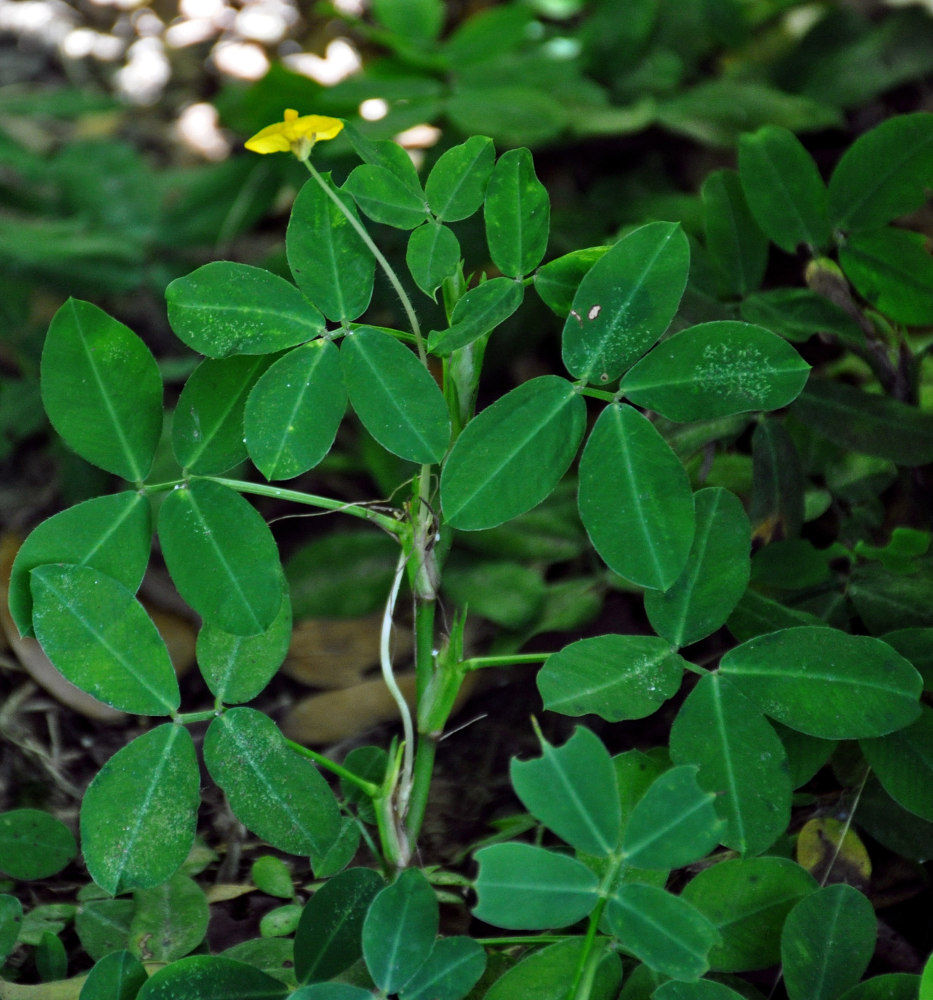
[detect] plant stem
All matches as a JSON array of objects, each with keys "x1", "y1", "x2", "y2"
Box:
[
  {"x1": 404, "y1": 734, "x2": 437, "y2": 857},
  {"x1": 303, "y1": 159, "x2": 426, "y2": 364},
  {"x1": 460, "y1": 653, "x2": 550, "y2": 671},
  {"x1": 208, "y1": 477, "x2": 402, "y2": 534},
  {"x1": 286, "y1": 739, "x2": 380, "y2": 797}
]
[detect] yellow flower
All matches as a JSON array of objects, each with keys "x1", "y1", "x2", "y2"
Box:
[{"x1": 244, "y1": 109, "x2": 344, "y2": 160}]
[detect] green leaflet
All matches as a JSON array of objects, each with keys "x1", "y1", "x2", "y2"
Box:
[
  {"x1": 605, "y1": 882, "x2": 720, "y2": 982},
  {"x1": 425, "y1": 135, "x2": 495, "y2": 222},
  {"x1": 165, "y1": 261, "x2": 325, "y2": 358},
  {"x1": 362, "y1": 869, "x2": 437, "y2": 995},
  {"x1": 406, "y1": 222, "x2": 461, "y2": 299},
  {"x1": 245, "y1": 340, "x2": 347, "y2": 481},
  {"x1": 31, "y1": 564, "x2": 179, "y2": 715},
  {"x1": 738, "y1": 124, "x2": 831, "y2": 253},
  {"x1": 483, "y1": 147, "x2": 550, "y2": 278},
  {"x1": 287, "y1": 175, "x2": 375, "y2": 323},
  {"x1": 702, "y1": 168, "x2": 768, "y2": 298},
  {"x1": 670, "y1": 672, "x2": 791, "y2": 856},
  {"x1": 196, "y1": 580, "x2": 292, "y2": 705},
  {"x1": 0, "y1": 810, "x2": 76, "y2": 881},
  {"x1": 158, "y1": 479, "x2": 283, "y2": 637},
  {"x1": 620, "y1": 321, "x2": 810, "y2": 422},
  {"x1": 621, "y1": 766, "x2": 723, "y2": 871},
  {"x1": 791, "y1": 379, "x2": 933, "y2": 466},
  {"x1": 721, "y1": 627, "x2": 922, "y2": 739},
  {"x1": 9, "y1": 490, "x2": 151, "y2": 639},
  {"x1": 203, "y1": 708, "x2": 341, "y2": 858},
  {"x1": 561, "y1": 222, "x2": 690, "y2": 385},
  {"x1": 538, "y1": 634, "x2": 685, "y2": 722},
  {"x1": 81, "y1": 725, "x2": 199, "y2": 895},
  {"x1": 136, "y1": 956, "x2": 288, "y2": 1000},
  {"x1": 681, "y1": 857, "x2": 817, "y2": 972},
  {"x1": 577, "y1": 403, "x2": 694, "y2": 591},
  {"x1": 781, "y1": 885, "x2": 876, "y2": 1000},
  {"x1": 472, "y1": 843, "x2": 599, "y2": 930},
  {"x1": 340, "y1": 326, "x2": 450, "y2": 463},
  {"x1": 440, "y1": 375, "x2": 586, "y2": 530},
  {"x1": 343, "y1": 163, "x2": 429, "y2": 230},
  {"x1": 294, "y1": 867, "x2": 384, "y2": 984},
  {"x1": 41, "y1": 298, "x2": 162, "y2": 481},
  {"x1": 427, "y1": 277, "x2": 523, "y2": 356},
  {"x1": 173, "y1": 354, "x2": 274, "y2": 475},
  {"x1": 838, "y1": 227, "x2": 933, "y2": 326},
  {"x1": 861, "y1": 704, "x2": 933, "y2": 820},
  {"x1": 828, "y1": 111, "x2": 933, "y2": 232},
  {"x1": 510, "y1": 726, "x2": 621, "y2": 857},
  {"x1": 644, "y1": 488, "x2": 751, "y2": 647},
  {"x1": 398, "y1": 937, "x2": 486, "y2": 1000}
]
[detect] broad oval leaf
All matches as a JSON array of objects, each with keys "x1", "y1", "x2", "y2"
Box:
[
  {"x1": 621, "y1": 766, "x2": 723, "y2": 871},
  {"x1": 577, "y1": 403, "x2": 694, "y2": 590},
  {"x1": 166, "y1": 261, "x2": 325, "y2": 358},
  {"x1": 719, "y1": 627, "x2": 923, "y2": 739},
  {"x1": 78, "y1": 950, "x2": 148, "y2": 1000},
  {"x1": 838, "y1": 227, "x2": 933, "y2": 326},
  {"x1": 0, "y1": 809, "x2": 76, "y2": 881},
  {"x1": 441, "y1": 375, "x2": 586, "y2": 531},
  {"x1": 561, "y1": 222, "x2": 690, "y2": 385},
  {"x1": 31, "y1": 564, "x2": 179, "y2": 714},
  {"x1": 792, "y1": 379, "x2": 933, "y2": 466},
  {"x1": 534, "y1": 246, "x2": 611, "y2": 317},
  {"x1": 472, "y1": 843, "x2": 599, "y2": 930},
  {"x1": 398, "y1": 936, "x2": 486, "y2": 1000},
  {"x1": 136, "y1": 955, "x2": 287, "y2": 1000},
  {"x1": 362, "y1": 868, "x2": 438, "y2": 995},
  {"x1": 702, "y1": 168, "x2": 768, "y2": 298},
  {"x1": 158, "y1": 479, "x2": 283, "y2": 636},
  {"x1": 781, "y1": 884, "x2": 876, "y2": 1000},
  {"x1": 287, "y1": 175, "x2": 375, "y2": 323},
  {"x1": 644, "y1": 488, "x2": 751, "y2": 647},
  {"x1": 245, "y1": 340, "x2": 346, "y2": 481},
  {"x1": 173, "y1": 354, "x2": 273, "y2": 475},
  {"x1": 620, "y1": 322, "x2": 810, "y2": 422},
  {"x1": 129, "y1": 873, "x2": 208, "y2": 963},
  {"x1": 81, "y1": 724, "x2": 199, "y2": 895},
  {"x1": 861, "y1": 703, "x2": 933, "y2": 820},
  {"x1": 9, "y1": 491, "x2": 151, "y2": 639},
  {"x1": 738, "y1": 125, "x2": 830, "y2": 253},
  {"x1": 0, "y1": 896, "x2": 22, "y2": 964},
  {"x1": 340, "y1": 327, "x2": 450, "y2": 463},
  {"x1": 343, "y1": 163, "x2": 428, "y2": 230},
  {"x1": 425, "y1": 135, "x2": 495, "y2": 222},
  {"x1": 537, "y1": 634, "x2": 685, "y2": 722},
  {"x1": 605, "y1": 882, "x2": 720, "y2": 982},
  {"x1": 203, "y1": 708, "x2": 341, "y2": 858},
  {"x1": 484, "y1": 147, "x2": 549, "y2": 278},
  {"x1": 482, "y1": 939, "x2": 621, "y2": 1000},
  {"x1": 670, "y1": 673, "x2": 791, "y2": 856},
  {"x1": 289, "y1": 986, "x2": 373, "y2": 1000},
  {"x1": 427, "y1": 277, "x2": 523, "y2": 356},
  {"x1": 294, "y1": 867, "x2": 384, "y2": 984},
  {"x1": 510, "y1": 726, "x2": 621, "y2": 857},
  {"x1": 197, "y1": 583, "x2": 292, "y2": 705},
  {"x1": 41, "y1": 299, "x2": 162, "y2": 481},
  {"x1": 407, "y1": 222, "x2": 461, "y2": 299},
  {"x1": 828, "y1": 112, "x2": 933, "y2": 232},
  {"x1": 681, "y1": 856, "x2": 817, "y2": 972}
]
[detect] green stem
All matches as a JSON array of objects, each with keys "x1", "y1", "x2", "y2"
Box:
[
  {"x1": 404, "y1": 734, "x2": 437, "y2": 856},
  {"x1": 173, "y1": 709, "x2": 220, "y2": 725},
  {"x1": 477, "y1": 935, "x2": 572, "y2": 947},
  {"x1": 460, "y1": 653, "x2": 550, "y2": 671},
  {"x1": 578, "y1": 386, "x2": 617, "y2": 402},
  {"x1": 303, "y1": 159, "x2": 426, "y2": 364},
  {"x1": 286, "y1": 739, "x2": 380, "y2": 797},
  {"x1": 208, "y1": 477, "x2": 402, "y2": 535}
]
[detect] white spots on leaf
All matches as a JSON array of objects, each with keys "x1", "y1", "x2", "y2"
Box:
[{"x1": 695, "y1": 343, "x2": 768, "y2": 401}]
